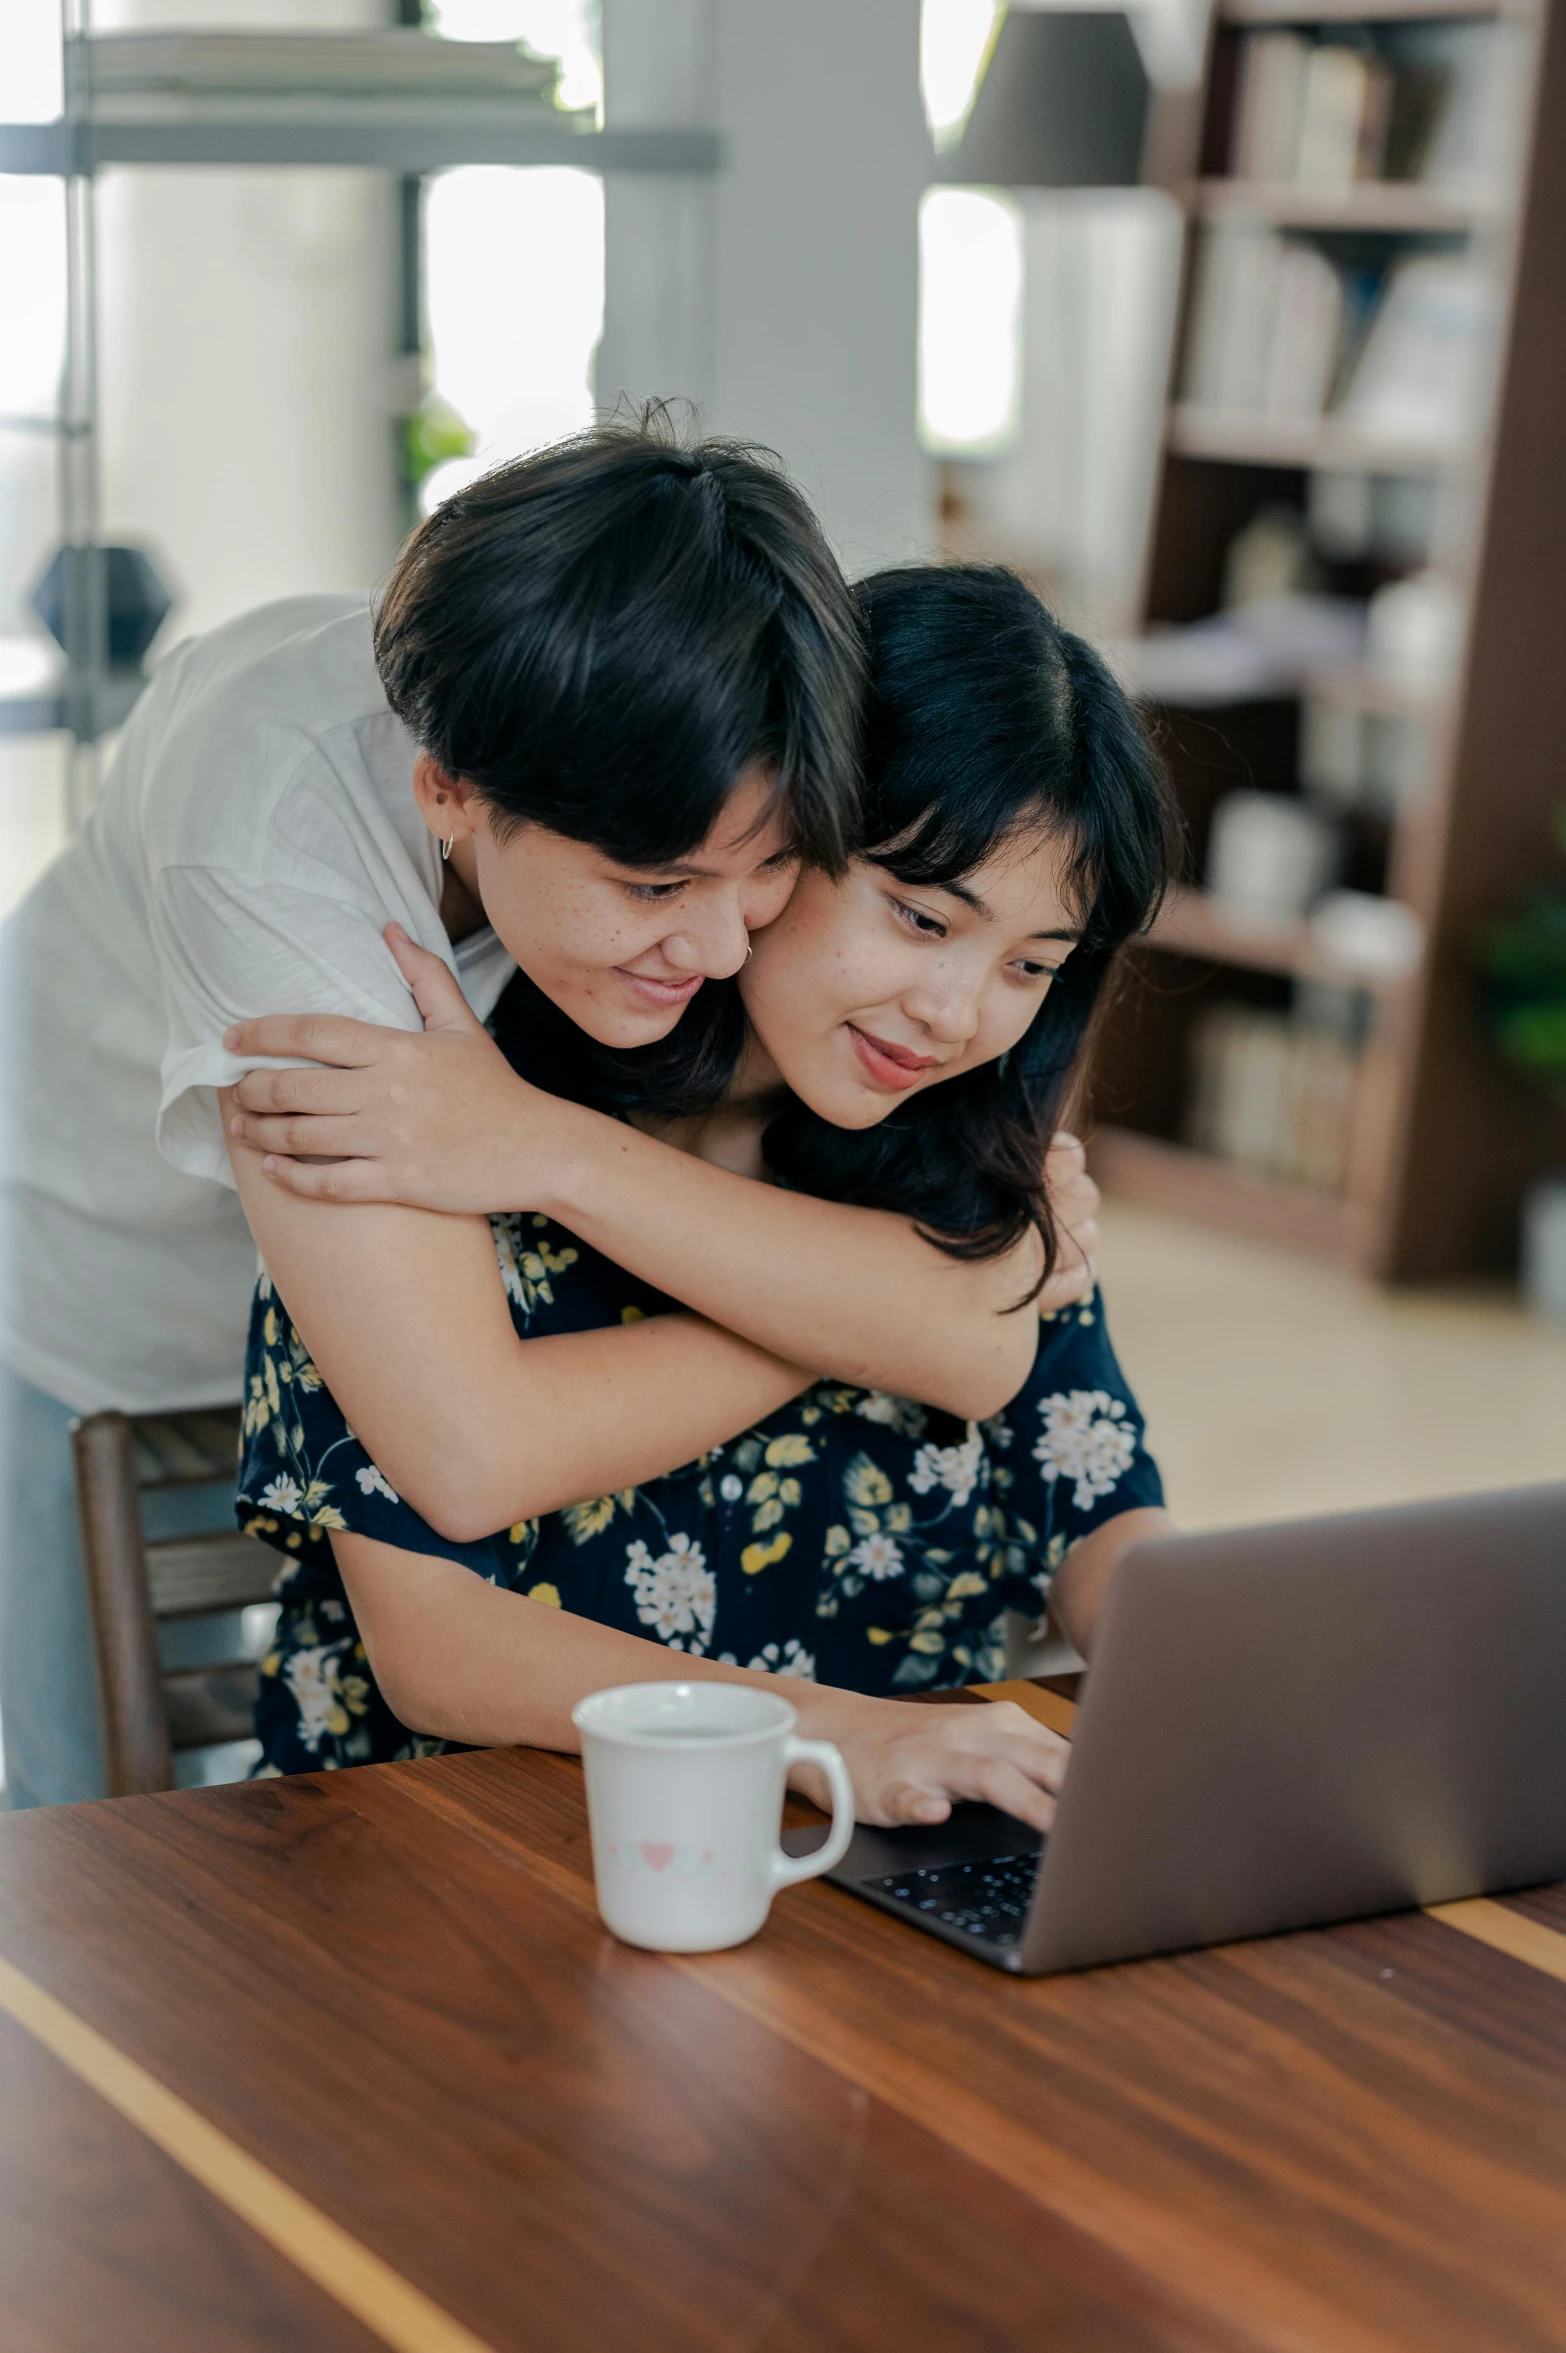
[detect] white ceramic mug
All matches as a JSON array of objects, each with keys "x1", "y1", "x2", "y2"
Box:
[{"x1": 572, "y1": 1681, "x2": 856, "y2": 1953}]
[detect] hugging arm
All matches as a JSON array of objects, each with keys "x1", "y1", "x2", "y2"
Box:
[
  {"x1": 225, "y1": 934, "x2": 1090, "y2": 1421},
  {"x1": 334, "y1": 1530, "x2": 1070, "y2": 1832},
  {"x1": 224, "y1": 1092, "x2": 810, "y2": 1541}
]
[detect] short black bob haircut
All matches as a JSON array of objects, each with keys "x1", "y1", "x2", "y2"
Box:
[
  {"x1": 374, "y1": 410, "x2": 864, "y2": 873},
  {"x1": 492, "y1": 564, "x2": 1178, "y2": 1289}
]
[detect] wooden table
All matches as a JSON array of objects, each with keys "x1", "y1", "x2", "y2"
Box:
[{"x1": 3, "y1": 1680, "x2": 1566, "y2": 2353}]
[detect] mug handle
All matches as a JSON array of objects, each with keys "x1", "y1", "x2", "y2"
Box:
[{"x1": 772, "y1": 1736, "x2": 856, "y2": 1890}]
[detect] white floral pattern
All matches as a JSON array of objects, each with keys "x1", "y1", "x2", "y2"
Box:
[
  {"x1": 241, "y1": 1231, "x2": 1162, "y2": 1770},
  {"x1": 907, "y1": 1427, "x2": 985, "y2": 1508},
  {"x1": 1032, "y1": 1389, "x2": 1136, "y2": 1509},
  {"x1": 746, "y1": 1638, "x2": 817, "y2": 1679},
  {"x1": 624, "y1": 1531, "x2": 717, "y2": 1655},
  {"x1": 282, "y1": 1643, "x2": 368, "y2": 1753},
  {"x1": 846, "y1": 1530, "x2": 906, "y2": 1582}
]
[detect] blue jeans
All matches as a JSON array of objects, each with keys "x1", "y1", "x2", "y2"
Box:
[{"x1": 0, "y1": 1361, "x2": 237, "y2": 1808}]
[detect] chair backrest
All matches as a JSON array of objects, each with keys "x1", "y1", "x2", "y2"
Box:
[{"x1": 72, "y1": 1408, "x2": 280, "y2": 1797}]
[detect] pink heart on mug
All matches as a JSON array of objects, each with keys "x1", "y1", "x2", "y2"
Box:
[{"x1": 640, "y1": 1841, "x2": 675, "y2": 1873}]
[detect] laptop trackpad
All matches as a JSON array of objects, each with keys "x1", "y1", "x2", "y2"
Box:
[{"x1": 783, "y1": 1801, "x2": 1043, "y2": 1883}]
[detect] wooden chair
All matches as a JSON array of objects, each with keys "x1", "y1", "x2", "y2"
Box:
[{"x1": 71, "y1": 1407, "x2": 281, "y2": 1797}]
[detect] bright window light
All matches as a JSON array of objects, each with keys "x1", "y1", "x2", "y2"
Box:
[
  {"x1": 421, "y1": 2, "x2": 604, "y2": 513},
  {"x1": 5, "y1": 0, "x2": 62, "y2": 124},
  {"x1": 0, "y1": 180, "x2": 66, "y2": 418},
  {"x1": 430, "y1": 0, "x2": 602, "y2": 117},
  {"x1": 921, "y1": 0, "x2": 1004, "y2": 152},
  {"x1": 420, "y1": 165, "x2": 604, "y2": 513},
  {"x1": 918, "y1": 187, "x2": 1024, "y2": 456}
]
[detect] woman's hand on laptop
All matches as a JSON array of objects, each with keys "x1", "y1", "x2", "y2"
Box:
[
  {"x1": 791, "y1": 1694, "x2": 1070, "y2": 1834},
  {"x1": 224, "y1": 928, "x2": 592, "y2": 1216}
]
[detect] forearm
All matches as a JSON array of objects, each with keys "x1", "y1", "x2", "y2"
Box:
[
  {"x1": 1049, "y1": 1506, "x2": 1174, "y2": 1656},
  {"x1": 338, "y1": 1534, "x2": 889, "y2": 1754},
  {"x1": 227, "y1": 1102, "x2": 808, "y2": 1541},
  {"x1": 339, "y1": 1533, "x2": 1074, "y2": 1831},
  {"x1": 376, "y1": 1313, "x2": 810, "y2": 1539},
  {"x1": 544, "y1": 1115, "x2": 1040, "y2": 1419}
]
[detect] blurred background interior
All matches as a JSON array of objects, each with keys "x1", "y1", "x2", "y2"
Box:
[{"x1": 2, "y1": 0, "x2": 1564, "y2": 1786}]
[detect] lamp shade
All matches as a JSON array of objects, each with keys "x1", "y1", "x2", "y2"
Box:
[{"x1": 937, "y1": 10, "x2": 1150, "y2": 189}]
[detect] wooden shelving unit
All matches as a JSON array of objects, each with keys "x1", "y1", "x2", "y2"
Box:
[
  {"x1": 1088, "y1": 0, "x2": 1566, "y2": 1277},
  {"x1": 1166, "y1": 404, "x2": 1460, "y2": 472},
  {"x1": 1191, "y1": 174, "x2": 1494, "y2": 230},
  {"x1": 1225, "y1": 0, "x2": 1507, "y2": 25}
]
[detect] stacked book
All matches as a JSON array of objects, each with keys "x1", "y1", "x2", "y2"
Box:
[
  {"x1": 1224, "y1": 21, "x2": 1515, "y2": 193},
  {"x1": 1182, "y1": 233, "x2": 1495, "y2": 450},
  {"x1": 1185, "y1": 1004, "x2": 1358, "y2": 1192}
]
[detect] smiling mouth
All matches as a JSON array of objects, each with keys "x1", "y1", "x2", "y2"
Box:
[
  {"x1": 618, "y1": 969, "x2": 704, "y2": 1009},
  {"x1": 846, "y1": 1024, "x2": 941, "y2": 1091}
]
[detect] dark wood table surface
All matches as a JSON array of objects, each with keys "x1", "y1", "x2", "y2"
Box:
[{"x1": 2, "y1": 1677, "x2": 1566, "y2": 2353}]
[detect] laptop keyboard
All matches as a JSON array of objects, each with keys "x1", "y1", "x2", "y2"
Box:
[{"x1": 864, "y1": 1850, "x2": 1042, "y2": 1950}]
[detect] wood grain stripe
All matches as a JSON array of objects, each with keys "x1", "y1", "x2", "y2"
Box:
[
  {"x1": 975, "y1": 1683, "x2": 1566, "y2": 1989},
  {"x1": 1424, "y1": 1898, "x2": 1566, "y2": 1983},
  {"x1": 0, "y1": 1952, "x2": 496, "y2": 2353},
  {"x1": 973, "y1": 1678, "x2": 1078, "y2": 1737}
]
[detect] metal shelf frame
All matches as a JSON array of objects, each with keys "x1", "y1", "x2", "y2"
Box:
[{"x1": 0, "y1": 117, "x2": 721, "y2": 176}]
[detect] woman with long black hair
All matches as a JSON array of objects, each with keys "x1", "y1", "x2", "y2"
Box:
[{"x1": 227, "y1": 565, "x2": 1178, "y2": 1831}]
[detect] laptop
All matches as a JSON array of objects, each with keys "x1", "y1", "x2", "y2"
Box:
[{"x1": 790, "y1": 1485, "x2": 1566, "y2": 1975}]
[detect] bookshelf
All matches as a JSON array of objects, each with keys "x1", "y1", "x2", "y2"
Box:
[
  {"x1": 1191, "y1": 174, "x2": 1495, "y2": 228},
  {"x1": 1089, "y1": 0, "x2": 1566, "y2": 1277}
]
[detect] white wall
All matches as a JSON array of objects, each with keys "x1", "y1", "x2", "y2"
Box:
[
  {"x1": 602, "y1": 0, "x2": 937, "y2": 576},
  {"x1": 955, "y1": 188, "x2": 1183, "y2": 636},
  {"x1": 93, "y1": 0, "x2": 400, "y2": 641}
]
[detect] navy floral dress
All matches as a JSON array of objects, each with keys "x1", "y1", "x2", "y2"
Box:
[{"x1": 236, "y1": 1213, "x2": 1162, "y2": 1774}]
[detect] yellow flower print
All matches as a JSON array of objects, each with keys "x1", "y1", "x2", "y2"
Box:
[
  {"x1": 527, "y1": 1583, "x2": 562, "y2": 1608},
  {"x1": 944, "y1": 1571, "x2": 989, "y2": 1601},
  {"x1": 763, "y1": 1432, "x2": 815, "y2": 1470},
  {"x1": 741, "y1": 1532, "x2": 792, "y2": 1575},
  {"x1": 491, "y1": 1213, "x2": 579, "y2": 1316},
  {"x1": 843, "y1": 1454, "x2": 893, "y2": 1511},
  {"x1": 263, "y1": 1306, "x2": 278, "y2": 1346},
  {"x1": 909, "y1": 1629, "x2": 946, "y2": 1655},
  {"x1": 823, "y1": 1525, "x2": 851, "y2": 1559},
  {"x1": 561, "y1": 1490, "x2": 635, "y2": 1545}
]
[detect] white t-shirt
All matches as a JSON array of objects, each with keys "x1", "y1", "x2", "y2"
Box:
[{"x1": 0, "y1": 596, "x2": 515, "y2": 1414}]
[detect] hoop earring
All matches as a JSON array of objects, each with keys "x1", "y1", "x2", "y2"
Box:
[
  {"x1": 745, "y1": 943, "x2": 754, "y2": 961},
  {"x1": 441, "y1": 835, "x2": 453, "y2": 862}
]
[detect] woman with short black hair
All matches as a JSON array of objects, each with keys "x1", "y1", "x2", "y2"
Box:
[{"x1": 0, "y1": 414, "x2": 862, "y2": 1807}]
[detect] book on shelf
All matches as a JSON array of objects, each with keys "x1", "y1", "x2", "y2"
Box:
[
  {"x1": 1185, "y1": 1003, "x2": 1357, "y2": 1192},
  {"x1": 1223, "y1": 20, "x2": 1514, "y2": 194},
  {"x1": 1337, "y1": 255, "x2": 1497, "y2": 452},
  {"x1": 1181, "y1": 226, "x2": 1494, "y2": 451}
]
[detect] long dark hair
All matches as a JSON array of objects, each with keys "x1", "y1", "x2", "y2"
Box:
[{"x1": 491, "y1": 564, "x2": 1175, "y2": 1282}]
